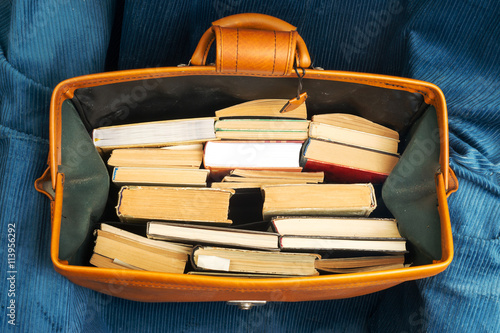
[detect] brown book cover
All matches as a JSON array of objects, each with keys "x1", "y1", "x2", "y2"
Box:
[
  {"x1": 191, "y1": 246, "x2": 320, "y2": 276},
  {"x1": 262, "y1": 184, "x2": 377, "y2": 219},
  {"x1": 215, "y1": 99, "x2": 307, "y2": 119},
  {"x1": 112, "y1": 167, "x2": 209, "y2": 187},
  {"x1": 271, "y1": 216, "x2": 404, "y2": 239},
  {"x1": 116, "y1": 186, "x2": 234, "y2": 224}
]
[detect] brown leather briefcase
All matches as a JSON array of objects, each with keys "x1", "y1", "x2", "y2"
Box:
[{"x1": 35, "y1": 13, "x2": 458, "y2": 303}]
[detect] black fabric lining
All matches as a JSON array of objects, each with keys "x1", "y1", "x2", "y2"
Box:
[{"x1": 71, "y1": 75, "x2": 426, "y2": 135}]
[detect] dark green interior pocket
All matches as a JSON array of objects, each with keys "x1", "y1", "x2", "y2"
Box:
[
  {"x1": 382, "y1": 107, "x2": 442, "y2": 265},
  {"x1": 59, "y1": 100, "x2": 109, "y2": 264}
]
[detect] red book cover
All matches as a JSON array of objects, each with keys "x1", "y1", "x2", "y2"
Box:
[{"x1": 303, "y1": 158, "x2": 389, "y2": 184}]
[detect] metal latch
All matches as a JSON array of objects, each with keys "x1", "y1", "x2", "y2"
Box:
[{"x1": 226, "y1": 300, "x2": 267, "y2": 310}]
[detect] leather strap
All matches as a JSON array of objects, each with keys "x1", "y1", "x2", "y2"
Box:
[
  {"x1": 191, "y1": 13, "x2": 311, "y2": 73},
  {"x1": 213, "y1": 27, "x2": 298, "y2": 74}
]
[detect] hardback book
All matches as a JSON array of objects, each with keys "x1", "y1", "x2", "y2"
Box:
[
  {"x1": 211, "y1": 181, "x2": 313, "y2": 190},
  {"x1": 261, "y1": 184, "x2": 377, "y2": 219},
  {"x1": 317, "y1": 263, "x2": 406, "y2": 274},
  {"x1": 311, "y1": 113, "x2": 399, "y2": 140},
  {"x1": 107, "y1": 145, "x2": 204, "y2": 168},
  {"x1": 147, "y1": 222, "x2": 279, "y2": 250},
  {"x1": 92, "y1": 117, "x2": 216, "y2": 151},
  {"x1": 301, "y1": 139, "x2": 400, "y2": 183},
  {"x1": 112, "y1": 167, "x2": 210, "y2": 187},
  {"x1": 222, "y1": 176, "x2": 315, "y2": 184},
  {"x1": 191, "y1": 246, "x2": 320, "y2": 276},
  {"x1": 315, "y1": 255, "x2": 406, "y2": 274},
  {"x1": 215, "y1": 99, "x2": 307, "y2": 119},
  {"x1": 229, "y1": 169, "x2": 324, "y2": 182},
  {"x1": 211, "y1": 169, "x2": 324, "y2": 189},
  {"x1": 90, "y1": 223, "x2": 192, "y2": 273},
  {"x1": 271, "y1": 217, "x2": 403, "y2": 239},
  {"x1": 203, "y1": 141, "x2": 304, "y2": 177},
  {"x1": 89, "y1": 253, "x2": 137, "y2": 270},
  {"x1": 308, "y1": 122, "x2": 399, "y2": 154},
  {"x1": 215, "y1": 118, "x2": 309, "y2": 140},
  {"x1": 116, "y1": 186, "x2": 234, "y2": 224},
  {"x1": 279, "y1": 236, "x2": 407, "y2": 253},
  {"x1": 211, "y1": 181, "x2": 278, "y2": 190}
]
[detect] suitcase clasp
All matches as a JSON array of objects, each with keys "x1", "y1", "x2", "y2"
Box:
[{"x1": 226, "y1": 300, "x2": 267, "y2": 310}]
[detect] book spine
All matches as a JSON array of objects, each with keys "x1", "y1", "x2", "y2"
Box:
[
  {"x1": 299, "y1": 138, "x2": 312, "y2": 167},
  {"x1": 115, "y1": 186, "x2": 127, "y2": 221}
]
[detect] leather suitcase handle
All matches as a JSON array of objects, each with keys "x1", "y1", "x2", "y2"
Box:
[{"x1": 191, "y1": 13, "x2": 311, "y2": 72}]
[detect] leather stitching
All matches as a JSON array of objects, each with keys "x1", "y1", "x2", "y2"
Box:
[
  {"x1": 285, "y1": 31, "x2": 292, "y2": 75},
  {"x1": 217, "y1": 26, "x2": 222, "y2": 72},
  {"x1": 81, "y1": 276, "x2": 410, "y2": 291},
  {"x1": 235, "y1": 28, "x2": 239, "y2": 72},
  {"x1": 272, "y1": 31, "x2": 276, "y2": 75}
]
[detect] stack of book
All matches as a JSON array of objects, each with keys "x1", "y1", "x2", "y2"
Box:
[
  {"x1": 89, "y1": 217, "x2": 406, "y2": 276},
  {"x1": 206, "y1": 99, "x2": 310, "y2": 179},
  {"x1": 302, "y1": 114, "x2": 400, "y2": 183},
  {"x1": 88, "y1": 99, "x2": 408, "y2": 277},
  {"x1": 90, "y1": 224, "x2": 192, "y2": 273},
  {"x1": 108, "y1": 143, "x2": 210, "y2": 187},
  {"x1": 271, "y1": 216, "x2": 407, "y2": 253}
]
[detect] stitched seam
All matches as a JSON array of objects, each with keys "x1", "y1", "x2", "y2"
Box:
[
  {"x1": 81, "y1": 276, "x2": 410, "y2": 291},
  {"x1": 296, "y1": 33, "x2": 301, "y2": 67},
  {"x1": 218, "y1": 26, "x2": 223, "y2": 72},
  {"x1": 285, "y1": 32, "x2": 292, "y2": 75},
  {"x1": 272, "y1": 31, "x2": 276, "y2": 75},
  {"x1": 235, "y1": 28, "x2": 239, "y2": 72}
]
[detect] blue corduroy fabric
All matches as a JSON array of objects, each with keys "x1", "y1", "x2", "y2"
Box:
[{"x1": 1, "y1": 1, "x2": 498, "y2": 332}]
